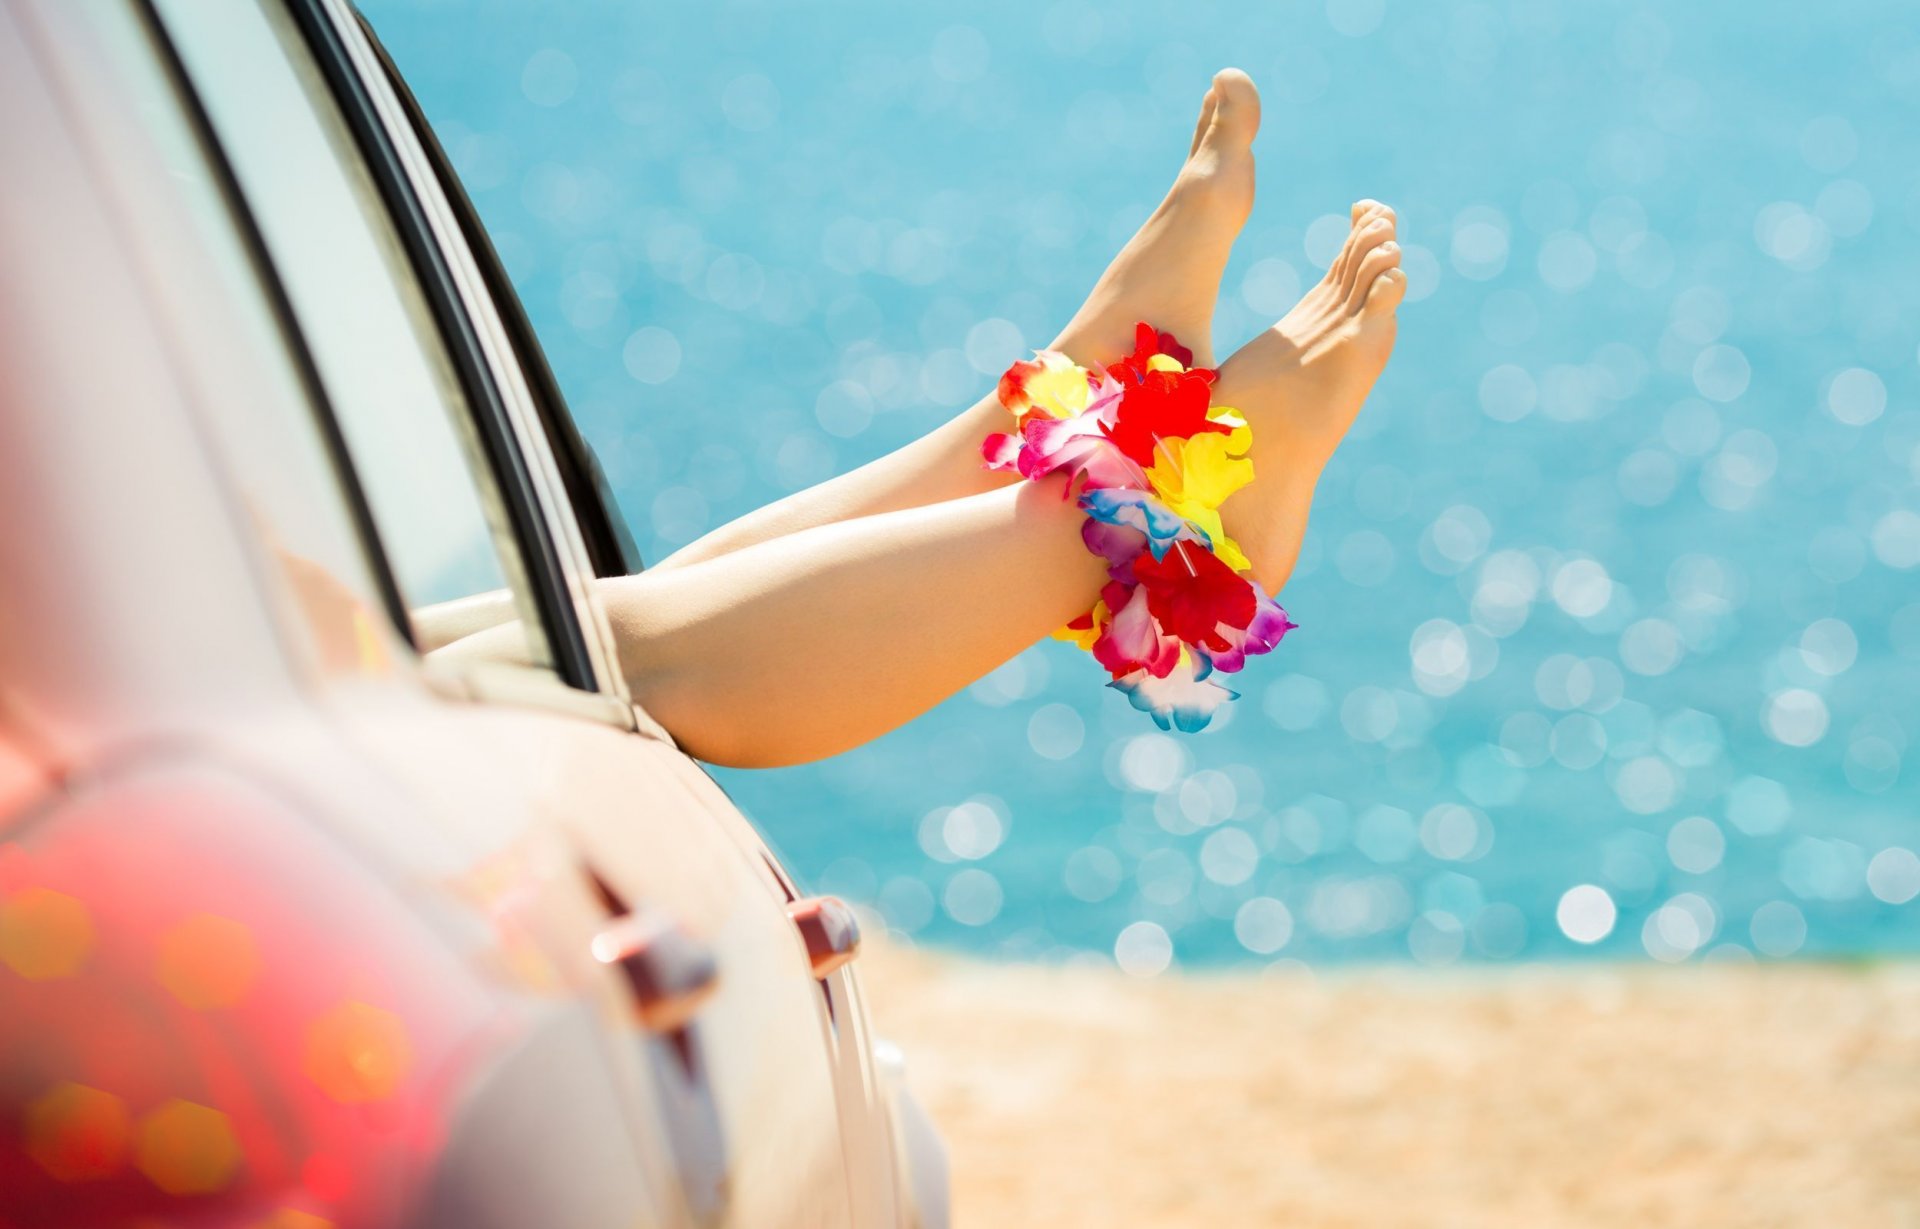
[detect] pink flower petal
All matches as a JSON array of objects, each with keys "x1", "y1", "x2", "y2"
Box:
[
  {"x1": 981, "y1": 432, "x2": 1022, "y2": 471},
  {"x1": 1091, "y1": 584, "x2": 1182, "y2": 679}
]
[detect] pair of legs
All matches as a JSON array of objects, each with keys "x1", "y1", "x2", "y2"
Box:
[{"x1": 447, "y1": 71, "x2": 1404, "y2": 767}]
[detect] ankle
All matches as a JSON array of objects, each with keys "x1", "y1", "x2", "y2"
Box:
[{"x1": 1226, "y1": 454, "x2": 1321, "y2": 594}]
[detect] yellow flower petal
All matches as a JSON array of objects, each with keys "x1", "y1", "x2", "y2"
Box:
[
  {"x1": 1169, "y1": 503, "x2": 1252, "y2": 573},
  {"x1": 1145, "y1": 353, "x2": 1186, "y2": 374},
  {"x1": 1210, "y1": 530, "x2": 1252, "y2": 574},
  {"x1": 1145, "y1": 431, "x2": 1256, "y2": 511},
  {"x1": 1024, "y1": 354, "x2": 1093, "y2": 419},
  {"x1": 1052, "y1": 599, "x2": 1108, "y2": 650}
]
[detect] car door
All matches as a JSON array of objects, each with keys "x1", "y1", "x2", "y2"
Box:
[{"x1": 137, "y1": 0, "x2": 863, "y2": 1224}]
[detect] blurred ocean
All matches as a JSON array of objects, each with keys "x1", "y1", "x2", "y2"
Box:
[{"x1": 363, "y1": 0, "x2": 1920, "y2": 967}]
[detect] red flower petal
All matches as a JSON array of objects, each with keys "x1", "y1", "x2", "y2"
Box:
[
  {"x1": 1105, "y1": 322, "x2": 1202, "y2": 387},
  {"x1": 1132, "y1": 541, "x2": 1258, "y2": 644},
  {"x1": 1101, "y1": 367, "x2": 1227, "y2": 466},
  {"x1": 1147, "y1": 323, "x2": 1194, "y2": 369}
]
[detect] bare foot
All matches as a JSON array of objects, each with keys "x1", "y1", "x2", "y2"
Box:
[
  {"x1": 1215, "y1": 200, "x2": 1406, "y2": 588},
  {"x1": 1049, "y1": 69, "x2": 1260, "y2": 369}
]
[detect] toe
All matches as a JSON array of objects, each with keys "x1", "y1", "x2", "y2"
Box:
[
  {"x1": 1348, "y1": 200, "x2": 1394, "y2": 231},
  {"x1": 1199, "y1": 68, "x2": 1261, "y2": 153},
  {"x1": 1362, "y1": 267, "x2": 1408, "y2": 318},
  {"x1": 1335, "y1": 212, "x2": 1397, "y2": 295},
  {"x1": 1354, "y1": 204, "x2": 1396, "y2": 241},
  {"x1": 1187, "y1": 85, "x2": 1218, "y2": 159},
  {"x1": 1328, "y1": 202, "x2": 1392, "y2": 284},
  {"x1": 1174, "y1": 69, "x2": 1258, "y2": 226},
  {"x1": 1348, "y1": 240, "x2": 1400, "y2": 309}
]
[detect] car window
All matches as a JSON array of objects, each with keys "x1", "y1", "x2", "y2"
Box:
[
  {"x1": 356, "y1": 11, "x2": 645, "y2": 582},
  {"x1": 66, "y1": 0, "x2": 402, "y2": 677},
  {"x1": 150, "y1": 0, "x2": 556, "y2": 672}
]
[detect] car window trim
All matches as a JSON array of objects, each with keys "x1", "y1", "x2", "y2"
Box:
[
  {"x1": 131, "y1": 0, "x2": 414, "y2": 645},
  {"x1": 354, "y1": 10, "x2": 645, "y2": 581},
  {"x1": 279, "y1": 0, "x2": 597, "y2": 691}
]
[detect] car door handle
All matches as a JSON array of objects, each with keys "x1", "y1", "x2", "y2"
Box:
[
  {"x1": 786, "y1": 896, "x2": 860, "y2": 980},
  {"x1": 591, "y1": 912, "x2": 719, "y2": 1033}
]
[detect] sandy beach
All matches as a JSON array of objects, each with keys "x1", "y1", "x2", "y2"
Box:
[{"x1": 861, "y1": 943, "x2": 1920, "y2": 1228}]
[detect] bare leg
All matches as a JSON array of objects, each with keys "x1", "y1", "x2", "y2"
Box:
[
  {"x1": 650, "y1": 70, "x2": 1261, "y2": 572},
  {"x1": 1218, "y1": 201, "x2": 1406, "y2": 592},
  {"x1": 572, "y1": 203, "x2": 1406, "y2": 766},
  {"x1": 432, "y1": 80, "x2": 1410, "y2": 769},
  {"x1": 440, "y1": 214, "x2": 1405, "y2": 767},
  {"x1": 446, "y1": 476, "x2": 1106, "y2": 767},
  {"x1": 418, "y1": 71, "x2": 1261, "y2": 650}
]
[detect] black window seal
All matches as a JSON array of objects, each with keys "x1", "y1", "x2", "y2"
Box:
[
  {"x1": 279, "y1": 0, "x2": 597, "y2": 689},
  {"x1": 354, "y1": 7, "x2": 644, "y2": 579},
  {"x1": 131, "y1": 0, "x2": 414, "y2": 644}
]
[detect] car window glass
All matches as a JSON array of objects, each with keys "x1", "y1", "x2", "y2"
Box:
[
  {"x1": 68, "y1": 0, "x2": 412, "y2": 679},
  {"x1": 152, "y1": 0, "x2": 555, "y2": 670}
]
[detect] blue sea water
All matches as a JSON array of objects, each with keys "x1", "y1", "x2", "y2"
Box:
[{"x1": 362, "y1": 0, "x2": 1920, "y2": 967}]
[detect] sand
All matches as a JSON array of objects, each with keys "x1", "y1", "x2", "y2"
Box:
[{"x1": 860, "y1": 943, "x2": 1920, "y2": 1228}]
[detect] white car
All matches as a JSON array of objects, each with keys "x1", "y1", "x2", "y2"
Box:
[{"x1": 0, "y1": 0, "x2": 946, "y2": 1224}]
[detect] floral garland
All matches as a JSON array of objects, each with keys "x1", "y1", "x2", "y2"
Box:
[{"x1": 983, "y1": 323, "x2": 1295, "y2": 732}]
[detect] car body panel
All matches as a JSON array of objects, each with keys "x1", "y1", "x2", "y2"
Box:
[
  {"x1": 0, "y1": 759, "x2": 500, "y2": 1222},
  {"x1": 337, "y1": 695, "x2": 857, "y2": 1227}
]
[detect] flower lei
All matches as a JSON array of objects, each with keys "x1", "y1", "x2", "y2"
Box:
[{"x1": 983, "y1": 323, "x2": 1295, "y2": 732}]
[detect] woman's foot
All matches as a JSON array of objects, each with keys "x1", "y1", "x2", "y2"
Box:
[
  {"x1": 1214, "y1": 201, "x2": 1406, "y2": 588},
  {"x1": 1049, "y1": 69, "x2": 1260, "y2": 369}
]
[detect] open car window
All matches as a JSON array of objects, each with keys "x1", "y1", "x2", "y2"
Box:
[
  {"x1": 149, "y1": 0, "x2": 607, "y2": 688},
  {"x1": 355, "y1": 8, "x2": 644, "y2": 581}
]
